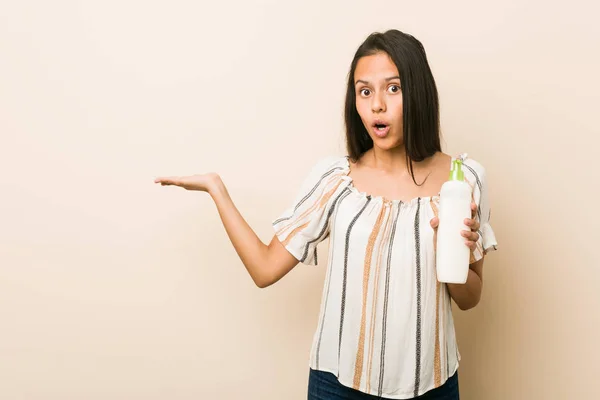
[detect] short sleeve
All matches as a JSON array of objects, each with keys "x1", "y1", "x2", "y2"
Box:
[
  {"x1": 272, "y1": 156, "x2": 348, "y2": 265},
  {"x1": 463, "y1": 157, "x2": 498, "y2": 264}
]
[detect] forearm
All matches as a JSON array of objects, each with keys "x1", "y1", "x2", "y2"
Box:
[
  {"x1": 447, "y1": 259, "x2": 484, "y2": 311},
  {"x1": 208, "y1": 175, "x2": 270, "y2": 286}
]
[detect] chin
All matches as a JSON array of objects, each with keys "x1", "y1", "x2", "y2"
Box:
[{"x1": 371, "y1": 136, "x2": 403, "y2": 151}]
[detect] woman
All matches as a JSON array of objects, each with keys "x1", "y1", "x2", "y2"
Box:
[{"x1": 155, "y1": 29, "x2": 498, "y2": 400}]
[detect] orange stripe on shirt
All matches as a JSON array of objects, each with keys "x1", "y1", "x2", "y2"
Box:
[{"x1": 353, "y1": 205, "x2": 386, "y2": 390}]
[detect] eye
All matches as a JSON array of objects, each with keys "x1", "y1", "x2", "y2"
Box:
[
  {"x1": 359, "y1": 88, "x2": 371, "y2": 97},
  {"x1": 388, "y1": 85, "x2": 401, "y2": 94}
]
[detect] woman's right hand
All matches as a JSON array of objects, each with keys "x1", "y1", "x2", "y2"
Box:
[
  {"x1": 154, "y1": 170, "x2": 299, "y2": 288},
  {"x1": 154, "y1": 172, "x2": 220, "y2": 193}
]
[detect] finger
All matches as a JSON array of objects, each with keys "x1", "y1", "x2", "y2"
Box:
[
  {"x1": 465, "y1": 240, "x2": 477, "y2": 251},
  {"x1": 155, "y1": 178, "x2": 172, "y2": 185},
  {"x1": 461, "y1": 230, "x2": 479, "y2": 242},
  {"x1": 430, "y1": 216, "x2": 439, "y2": 229},
  {"x1": 155, "y1": 176, "x2": 180, "y2": 186},
  {"x1": 464, "y1": 218, "x2": 480, "y2": 232},
  {"x1": 471, "y1": 202, "x2": 477, "y2": 219}
]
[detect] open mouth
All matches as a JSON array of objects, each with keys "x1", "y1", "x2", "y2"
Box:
[{"x1": 373, "y1": 121, "x2": 390, "y2": 137}]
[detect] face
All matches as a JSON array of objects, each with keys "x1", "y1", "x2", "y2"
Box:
[{"x1": 354, "y1": 52, "x2": 403, "y2": 150}]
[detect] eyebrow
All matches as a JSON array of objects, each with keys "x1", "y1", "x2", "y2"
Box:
[{"x1": 355, "y1": 76, "x2": 400, "y2": 85}]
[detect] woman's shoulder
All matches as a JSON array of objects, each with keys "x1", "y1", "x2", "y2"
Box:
[
  {"x1": 287, "y1": 155, "x2": 351, "y2": 195},
  {"x1": 305, "y1": 155, "x2": 350, "y2": 177},
  {"x1": 458, "y1": 153, "x2": 487, "y2": 179}
]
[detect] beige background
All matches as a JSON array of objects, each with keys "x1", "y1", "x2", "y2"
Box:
[{"x1": 1, "y1": 1, "x2": 598, "y2": 399}]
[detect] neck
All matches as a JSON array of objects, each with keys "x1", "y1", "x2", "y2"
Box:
[
  {"x1": 367, "y1": 146, "x2": 440, "y2": 176},
  {"x1": 369, "y1": 145, "x2": 409, "y2": 173}
]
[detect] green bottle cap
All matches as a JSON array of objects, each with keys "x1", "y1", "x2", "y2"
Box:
[{"x1": 449, "y1": 159, "x2": 465, "y2": 181}]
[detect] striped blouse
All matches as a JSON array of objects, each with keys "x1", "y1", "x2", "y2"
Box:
[{"x1": 272, "y1": 155, "x2": 497, "y2": 399}]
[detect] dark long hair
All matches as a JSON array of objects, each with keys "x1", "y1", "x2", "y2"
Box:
[{"x1": 344, "y1": 29, "x2": 441, "y2": 184}]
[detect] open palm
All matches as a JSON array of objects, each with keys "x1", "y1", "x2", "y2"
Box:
[{"x1": 154, "y1": 173, "x2": 218, "y2": 192}]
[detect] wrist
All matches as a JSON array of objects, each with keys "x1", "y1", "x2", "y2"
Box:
[{"x1": 207, "y1": 173, "x2": 226, "y2": 197}]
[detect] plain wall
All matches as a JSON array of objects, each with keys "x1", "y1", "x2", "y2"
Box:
[{"x1": 1, "y1": 1, "x2": 598, "y2": 399}]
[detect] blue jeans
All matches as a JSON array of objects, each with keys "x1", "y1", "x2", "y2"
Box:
[{"x1": 308, "y1": 369, "x2": 459, "y2": 400}]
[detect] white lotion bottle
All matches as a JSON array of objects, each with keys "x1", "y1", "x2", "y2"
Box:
[{"x1": 436, "y1": 158, "x2": 472, "y2": 283}]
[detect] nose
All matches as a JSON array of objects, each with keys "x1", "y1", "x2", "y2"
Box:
[{"x1": 371, "y1": 92, "x2": 386, "y2": 113}]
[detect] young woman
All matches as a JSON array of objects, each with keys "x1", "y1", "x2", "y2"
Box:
[{"x1": 155, "y1": 29, "x2": 498, "y2": 400}]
